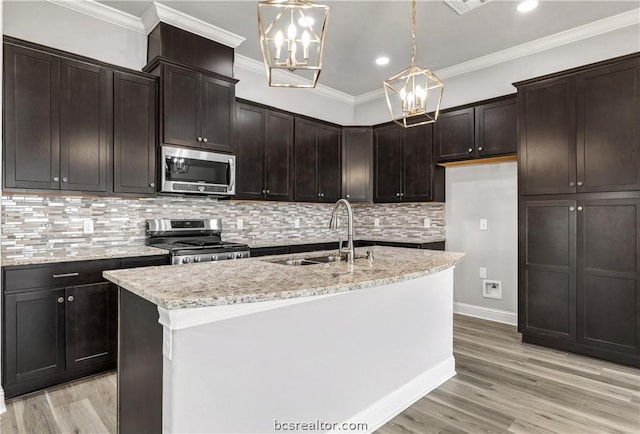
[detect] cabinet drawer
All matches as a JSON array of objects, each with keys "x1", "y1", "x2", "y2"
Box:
[
  {"x1": 3, "y1": 259, "x2": 120, "y2": 293},
  {"x1": 119, "y1": 255, "x2": 170, "y2": 269}
]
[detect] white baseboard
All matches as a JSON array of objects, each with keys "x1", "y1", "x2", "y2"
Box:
[
  {"x1": 454, "y1": 302, "x2": 518, "y2": 326},
  {"x1": 334, "y1": 356, "x2": 456, "y2": 434}
]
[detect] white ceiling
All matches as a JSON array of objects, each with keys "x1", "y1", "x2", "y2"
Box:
[{"x1": 98, "y1": 1, "x2": 640, "y2": 96}]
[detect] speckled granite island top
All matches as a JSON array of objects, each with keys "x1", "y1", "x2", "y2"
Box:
[{"x1": 103, "y1": 246, "x2": 464, "y2": 310}]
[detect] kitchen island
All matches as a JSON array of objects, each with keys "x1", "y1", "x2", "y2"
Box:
[{"x1": 104, "y1": 246, "x2": 464, "y2": 433}]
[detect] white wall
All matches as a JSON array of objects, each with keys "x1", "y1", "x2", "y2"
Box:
[
  {"x1": 3, "y1": 0, "x2": 147, "y2": 70},
  {"x1": 354, "y1": 25, "x2": 640, "y2": 125},
  {"x1": 446, "y1": 162, "x2": 518, "y2": 324}
]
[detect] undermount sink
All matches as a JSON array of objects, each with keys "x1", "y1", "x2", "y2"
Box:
[{"x1": 270, "y1": 255, "x2": 346, "y2": 266}]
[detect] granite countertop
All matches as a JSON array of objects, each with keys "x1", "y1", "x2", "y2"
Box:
[
  {"x1": 103, "y1": 246, "x2": 464, "y2": 310},
  {"x1": 230, "y1": 236, "x2": 446, "y2": 249},
  {"x1": 1, "y1": 245, "x2": 168, "y2": 267}
]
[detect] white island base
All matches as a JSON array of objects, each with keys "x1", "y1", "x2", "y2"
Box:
[{"x1": 155, "y1": 267, "x2": 455, "y2": 433}]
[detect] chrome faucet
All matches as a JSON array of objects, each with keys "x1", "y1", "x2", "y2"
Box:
[{"x1": 329, "y1": 199, "x2": 355, "y2": 264}]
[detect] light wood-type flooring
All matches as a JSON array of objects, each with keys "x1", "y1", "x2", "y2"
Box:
[{"x1": 1, "y1": 314, "x2": 638, "y2": 434}]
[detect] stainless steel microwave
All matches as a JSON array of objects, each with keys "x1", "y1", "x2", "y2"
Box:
[{"x1": 161, "y1": 146, "x2": 235, "y2": 196}]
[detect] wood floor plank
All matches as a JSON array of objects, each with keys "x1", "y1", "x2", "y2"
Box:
[{"x1": 1, "y1": 314, "x2": 637, "y2": 434}]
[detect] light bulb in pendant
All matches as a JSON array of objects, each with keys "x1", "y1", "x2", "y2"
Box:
[
  {"x1": 274, "y1": 30, "x2": 284, "y2": 60},
  {"x1": 301, "y1": 30, "x2": 310, "y2": 60},
  {"x1": 415, "y1": 85, "x2": 423, "y2": 108}
]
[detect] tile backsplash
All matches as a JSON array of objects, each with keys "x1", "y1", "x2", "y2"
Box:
[{"x1": 1, "y1": 194, "x2": 445, "y2": 260}]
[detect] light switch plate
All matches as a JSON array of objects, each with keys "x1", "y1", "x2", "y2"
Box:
[
  {"x1": 424, "y1": 218, "x2": 431, "y2": 228},
  {"x1": 374, "y1": 218, "x2": 380, "y2": 227},
  {"x1": 294, "y1": 218, "x2": 300, "y2": 229},
  {"x1": 83, "y1": 219, "x2": 94, "y2": 234},
  {"x1": 236, "y1": 219, "x2": 243, "y2": 230},
  {"x1": 480, "y1": 219, "x2": 488, "y2": 231},
  {"x1": 479, "y1": 267, "x2": 487, "y2": 279}
]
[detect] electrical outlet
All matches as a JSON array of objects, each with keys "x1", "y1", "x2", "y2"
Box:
[
  {"x1": 294, "y1": 218, "x2": 300, "y2": 229},
  {"x1": 480, "y1": 218, "x2": 488, "y2": 231},
  {"x1": 479, "y1": 267, "x2": 487, "y2": 279},
  {"x1": 374, "y1": 218, "x2": 380, "y2": 227},
  {"x1": 424, "y1": 218, "x2": 431, "y2": 228},
  {"x1": 236, "y1": 219, "x2": 243, "y2": 230},
  {"x1": 83, "y1": 219, "x2": 94, "y2": 234}
]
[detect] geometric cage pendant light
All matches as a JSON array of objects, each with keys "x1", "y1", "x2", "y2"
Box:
[
  {"x1": 258, "y1": 0, "x2": 330, "y2": 88},
  {"x1": 383, "y1": 0, "x2": 444, "y2": 128}
]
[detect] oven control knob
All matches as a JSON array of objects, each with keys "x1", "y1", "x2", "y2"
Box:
[
  {"x1": 211, "y1": 254, "x2": 218, "y2": 261},
  {"x1": 227, "y1": 253, "x2": 234, "y2": 259},
  {"x1": 193, "y1": 256, "x2": 201, "y2": 263},
  {"x1": 236, "y1": 253, "x2": 243, "y2": 259},
  {"x1": 182, "y1": 257, "x2": 192, "y2": 264}
]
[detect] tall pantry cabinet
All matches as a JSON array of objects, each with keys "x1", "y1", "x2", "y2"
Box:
[{"x1": 516, "y1": 54, "x2": 640, "y2": 367}]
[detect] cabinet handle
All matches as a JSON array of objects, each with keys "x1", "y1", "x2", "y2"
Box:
[
  {"x1": 57, "y1": 297, "x2": 64, "y2": 304},
  {"x1": 67, "y1": 295, "x2": 74, "y2": 302},
  {"x1": 266, "y1": 189, "x2": 271, "y2": 194},
  {"x1": 400, "y1": 192, "x2": 404, "y2": 197},
  {"x1": 197, "y1": 137, "x2": 203, "y2": 142},
  {"x1": 396, "y1": 193, "x2": 401, "y2": 197},
  {"x1": 569, "y1": 206, "x2": 575, "y2": 212},
  {"x1": 149, "y1": 182, "x2": 155, "y2": 188},
  {"x1": 62, "y1": 177, "x2": 68, "y2": 183},
  {"x1": 262, "y1": 189, "x2": 267, "y2": 194},
  {"x1": 203, "y1": 137, "x2": 208, "y2": 143},
  {"x1": 53, "y1": 176, "x2": 60, "y2": 182},
  {"x1": 478, "y1": 146, "x2": 483, "y2": 151},
  {"x1": 317, "y1": 192, "x2": 321, "y2": 197},
  {"x1": 346, "y1": 194, "x2": 350, "y2": 198},
  {"x1": 577, "y1": 206, "x2": 583, "y2": 211},
  {"x1": 577, "y1": 181, "x2": 583, "y2": 186},
  {"x1": 53, "y1": 272, "x2": 79, "y2": 278},
  {"x1": 468, "y1": 148, "x2": 473, "y2": 153},
  {"x1": 569, "y1": 182, "x2": 575, "y2": 187}
]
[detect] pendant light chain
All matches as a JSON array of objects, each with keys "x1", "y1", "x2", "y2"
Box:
[{"x1": 410, "y1": 0, "x2": 417, "y2": 66}]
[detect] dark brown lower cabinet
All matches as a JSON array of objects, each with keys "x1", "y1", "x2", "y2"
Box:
[
  {"x1": 2, "y1": 255, "x2": 169, "y2": 398},
  {"x1": 519, "y1": 197, "x2": 640, "y2": 366}
]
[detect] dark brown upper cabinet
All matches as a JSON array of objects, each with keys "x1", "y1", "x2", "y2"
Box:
[
  {"x1": 342, "y1": 128, "x2": 373, "y2": 202},
  {"x1": 294, "y1": 118, "x2": 341, "y2": 202},
  {"x1": 4, "y1": 44, "x2": 110, "y2": 192},
  {"x1": 113, "y1": 72, "x2": 157, "y2": 195},
  {"x1": 161, "y1": 62, "x2": 235, "y2": 154},
  {"x1": 374, "y1": 122, "x2": 434, "y2": 203},
  {"x1": 517, "y1": 56, "x2": 640, "y2": 195},
  {"x1": 435, "y1": 96, "x2": 516, "y2": 163},
  {"x1": 236, "y1": 102, "x2": 294, "y2": 201}
]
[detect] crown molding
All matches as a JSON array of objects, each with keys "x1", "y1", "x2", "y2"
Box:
[
  {"x1": 354, "y1": 8, "x2": 640, "y2": 105},
  {"x1": 46, "y1": 0, "x2": 146, "y2": 34},
  {"x1": 145, "y1": 2, "x2": 245, "y2": 48},
  {"x1": 234, "y1": 55, "x2": 355, "y2": 105}
]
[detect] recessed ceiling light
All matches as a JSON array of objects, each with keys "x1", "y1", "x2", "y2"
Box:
[
  {"x1": 517, "y1": 0, "x2": 538, "y2": 13},
  {"x1": 376, "y1": 56, "x2": 390, "y2": 66},
  {"x1": 298, "y1": 16, "x2": 314, "y2": 27}
]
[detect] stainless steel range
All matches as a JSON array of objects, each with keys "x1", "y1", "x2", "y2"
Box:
[{"x1": 146, "y1": 219, "x2": 250, "y2": 265}]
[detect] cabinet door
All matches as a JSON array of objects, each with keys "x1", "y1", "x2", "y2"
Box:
[
  {"x1": 374, "y1": 124, "x2": 403, "y2": 202},
  {"x1": 294, "y1": 118, "x2": 319, "y2": 202},
  {"x1": 519, "y1": 200, "x2": 577, "y2": 341},
  {"x1": 113, "y1": 72, "x2": 157, "y2": 194},
  {"x1": 265, "y1": 110, "x2": 294, "y2": 201},
  {"x1": 4, "y1": 288, "x2": 66, "y2": 385},
  {"x1": 236, "y1": 103, "x2": 265, "y2": 200},
  {"x1": 576, "y1": 198, "x2": 640, "y2": 356},
  {"x1": 342, "y1": 128, "x2": 373, "y2": 202},
  {"x1": 60, "y1": 59, "x2": 110, "y2": 192},
  {"x1": 3, "y1": 44, "x2": 60, "y2": 190},
  {"x1": 434, "y1": 107, "x2": 474, "y2": 162},
  {"x1": 576, "y1": 59, "x2": 640, "y2": 193},
  {"x1": 201, "y1": 75, "x2": 234, "y2": 153},
  {"x1": 162, "y1": 64, "x2": 201, "y2": 148},
  {"x1": 318, "y1": 125, "x2": 342, "y2": 202},
  {"x1": 475, "y1": 97, "x2": 517, "y2": 158},
  {"x1": 65, "y1": 283, "x2": 117, "y2": 371},
  {"x1": 403, "y1": 123, "x2": 433, "y2": 202},
  {"x1": 518, "y1": 77, "x2": 576, "y2": 195}
]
